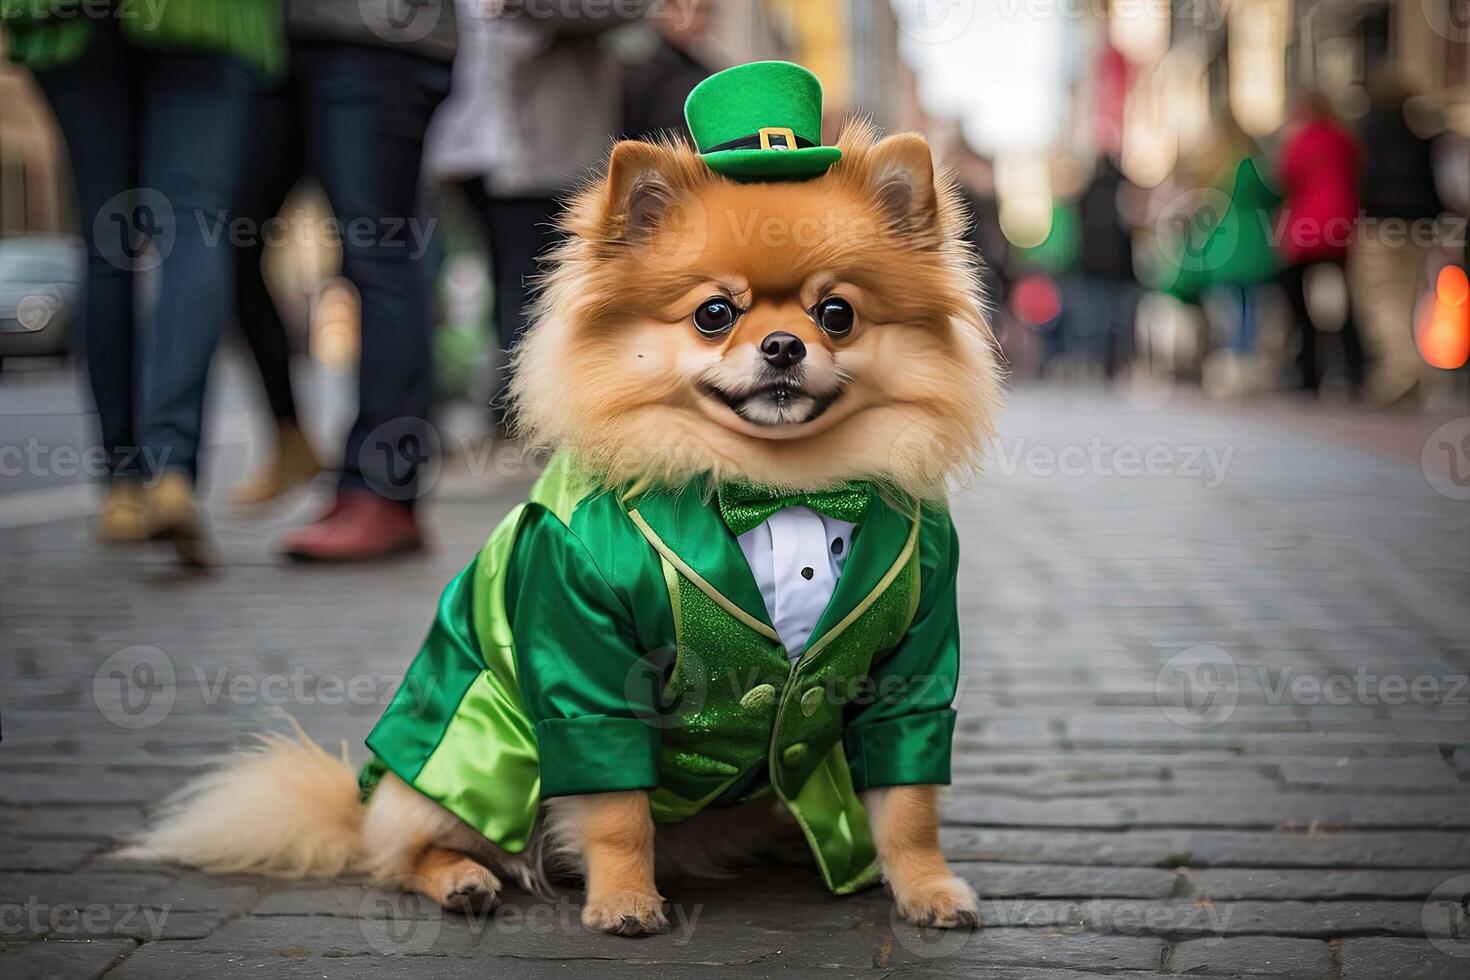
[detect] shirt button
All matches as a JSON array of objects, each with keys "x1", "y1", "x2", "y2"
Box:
[
  {"x1": 782, "y1": 743, "x2": 807, "y2": 768},
  {"x1": 800, "y1": 566, "x2": 814, "y2": 580},
  {"x1": 740, "y1": 683, "x2": 776, "y2": 712},
  {"x1": 800, "y1": 686, "x2": 824, "y2": 717},
  {"x1": 831, "y1": 538, "x2": 843, "y2": 555}
]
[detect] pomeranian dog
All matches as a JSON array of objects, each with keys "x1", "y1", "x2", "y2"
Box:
[{"x1": 124, "y1": 118, "x2": 1002, "y2": 937}]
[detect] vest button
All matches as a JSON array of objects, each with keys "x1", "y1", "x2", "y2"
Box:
[
  {"x1": 782, "y1": 743, "x2": 807, "y2": 768},
  {"x1": 800, "y1": 686, "x2": 824, "y2": 717},
  {"x1": 740, "y1": 683, "x2": 777, "y2": 712}
]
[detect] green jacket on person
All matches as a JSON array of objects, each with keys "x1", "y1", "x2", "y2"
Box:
[{"x1": 1, "y1": 0, "x2": 284, "y2": 76}]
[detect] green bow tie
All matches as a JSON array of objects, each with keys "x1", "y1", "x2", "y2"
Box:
[{"x1": 717, "y1": 481, "x2": 871, "y2": 536}]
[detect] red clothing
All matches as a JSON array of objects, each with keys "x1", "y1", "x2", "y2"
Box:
[{"x1": 1275, "y1": 117, "x2": 1362, "y2": 263}]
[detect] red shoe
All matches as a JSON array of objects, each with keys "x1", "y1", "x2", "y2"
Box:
[{"x1": 280, "y1": 490, "x2": 425, "y2": 562}]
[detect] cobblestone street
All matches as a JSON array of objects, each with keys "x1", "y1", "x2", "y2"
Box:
[{"x1": 3, "y1": 387, "x2": 1469, "y2": 979}]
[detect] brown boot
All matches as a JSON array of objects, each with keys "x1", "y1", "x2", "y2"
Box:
[
  {"x1": 145, "y1": 472, "x2": 215, "y2": 568},
  {"x1": 231, "y1": 420, "x2": 321, "y2": 507},
  {"x1": 280, "y1": 490, "x2": 424, "y2": 563},
  {"x1": 96, "y1": 482, "x2": 148, "y2": 544}
]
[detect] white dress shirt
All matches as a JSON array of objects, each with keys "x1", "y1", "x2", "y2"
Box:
[{"x1": 736, "y1": 506, "x2": 855, "y2": 659}]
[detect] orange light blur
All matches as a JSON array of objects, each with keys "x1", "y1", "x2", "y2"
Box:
[{"x1": 1417, "y1": 267, "x2": 1470, "y2": 370}]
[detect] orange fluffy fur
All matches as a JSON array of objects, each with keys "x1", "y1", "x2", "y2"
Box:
[{"x1": 510, "y1": 121, "x2": 1003, "y2": 497}]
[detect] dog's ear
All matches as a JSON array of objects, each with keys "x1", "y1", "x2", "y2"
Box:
[
  {"x1": 865, "y1": 133, "x2": 940, "y2": 241},
  {"x1": 605, "y1": 140, "x2": 683, "y2": 241}
]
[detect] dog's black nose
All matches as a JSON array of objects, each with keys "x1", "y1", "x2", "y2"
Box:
[{"x1": 760, "y1": 331, "x2": 806, "y2": 369}]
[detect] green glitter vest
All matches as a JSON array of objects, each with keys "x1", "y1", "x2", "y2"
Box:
[{"x1": 629, "y1": 494, "x2": 922, "y2": 893}]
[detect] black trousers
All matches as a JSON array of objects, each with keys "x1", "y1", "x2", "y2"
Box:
[
  {"x1": 235, "y1": 83, "x2": 300, "y2": 425},
  {"x1": 1278, "y1": 259, "x2": 1367, "y2": 393},
  {"x1": 457, "y1": 180, "x2": 562, "y2": 428},
  {"x1": 233, "y1": 44, "x2": 451, "y2": 502}
]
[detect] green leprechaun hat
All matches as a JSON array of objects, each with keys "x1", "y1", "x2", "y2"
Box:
[{"x1": 684, "y1": 61, "x2": 842, "y2": 180}]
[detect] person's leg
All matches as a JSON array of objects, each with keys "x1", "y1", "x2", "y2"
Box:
[
  {"x1": 235, "y1": 82, "x2": 302, "y2": 425},
  {"x1": 230, "y1": 78, "x2": 321, "y2": 505},
  {"x1": 1278, "y1": 262, "x2": 1317, "y2": 391},
  {"x1": 1239, "y1": 285, "x2": 1259, "y2": 355},
  {"x1": 135, "y1": 52, "x2": 259, "y2": 483},
  {"x1": 1352, "y1": 236, "x2": 1428, "y2": 405},
  {"x1": 1334, "y1": 257, "x2": 1368, "y2": 395},
  {"x1": 483, "y1": 195, "x2": 561, "y2": 428},
  {"x1": 283, "y1": 44, "x2": 450, "y2": 560},
  {"x1": 133, "y1": 51, "x2": 260, "y2": 563},
  {"x1": 33, "y1": 23, "x2": 143, "y2": 531}
]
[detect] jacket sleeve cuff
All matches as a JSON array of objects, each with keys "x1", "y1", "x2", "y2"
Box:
[
  {"x1": 536, "y1": 716, "x2": 660, "y2": 798},
  {"x1": 844, "y1": 709, "x2": 956, "y2": 792}
]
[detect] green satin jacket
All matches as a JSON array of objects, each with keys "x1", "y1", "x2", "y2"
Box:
[{"x1": 362, "y1": 454, "x2": 962, "y2": 894}]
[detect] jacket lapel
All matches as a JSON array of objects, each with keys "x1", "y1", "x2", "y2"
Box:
[
  {"x1": 626, "y1": 482, "x2": 779, "y2": 642},
  {"x1": 801, "y1": 489, "x2": 920, "y2": 661}
]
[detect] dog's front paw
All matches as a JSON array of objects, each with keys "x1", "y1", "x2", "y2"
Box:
[
  {"x1": 894, "y1": 874, "x2": 980, "y2": 929},
  {"x1": 581, "y1": 891, "x2": 669, "y2": 936},
  {"x1": 438, "y1": 861, "x2": 502, "y2": 914}
]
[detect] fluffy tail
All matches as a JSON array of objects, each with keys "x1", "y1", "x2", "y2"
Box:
[{"x1": 118, "y1": 720, "x2": 366, "y2": 878}]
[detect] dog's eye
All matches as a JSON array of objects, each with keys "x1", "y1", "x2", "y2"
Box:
[
  {"x1": 815, "y1": 298, "x2": 855, "y2": 337},
  {"x1": 693, "y1": 298, "x2": 738, "y2": 337}
]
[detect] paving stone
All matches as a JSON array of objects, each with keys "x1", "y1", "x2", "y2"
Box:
[
  {"x1": 0, "y1": 938, "x2": 136, "y2": 980},
  {"x1": 952, "y1": 862, "x2": 1178, "y2": 898},
  {"x1": 0, "y1": 838, "x2": 108, "y2": 872},
  {"x1": 983, "y1": 898, "x2": 1434, "y2": 939},
  {"x1": 1338, "y1": 937, "x2": 1470, "y2": 980},
  {"x1": 0, "y1": 871, "x2": 257, "y2": 914},
  {"x1": 883, "y1": 926, "x2": 1164, "y2": 972},
  {"x1": 0, "y1": 807, "x2": 142, "y2": 839},
  {"x1": 1170, "y1": 936, "x2": 1332, "y2": 975},
  {"x1": 940, "y1": 828, "x2": 1470, "y2": 869},
  {"x1": 143, "y1": 910, "x2": 888, "y2": 967},
  {"x1": 1185, "y1": 868, "x2": 1466, "y2": 901},
  {"x1": 942, "y1": 791, "x2": 1470, "y2": 829},
  {"x1": 101, "y1": 948, "x2": 960, "y2": 980}
]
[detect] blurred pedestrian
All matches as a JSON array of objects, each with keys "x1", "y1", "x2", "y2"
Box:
[
  {"x1": 425, "y1": 0, "x2": 648, "y2": 435},
  {"x1": 262, "y1": 0, "x2": 456, "y2": 561},
  {"x1": 228, "y1": 82, "x2": 321, "y2": 508},
  {"x1": 1352, "y1": 72, "x2": 1444, "y2": 408},
  {"x1": 1274, "y1": 93, "x2": 1367, "y2": 396},
  {"x1": 1193, "y1": 111, "x2": 1280, "y2": 366},
  {"x1": 1070, "y1": 155, "x2": 1140, "y2": 380},
  {"x1": 3, "y1": 1, "x2": 283, "y2": 564}
]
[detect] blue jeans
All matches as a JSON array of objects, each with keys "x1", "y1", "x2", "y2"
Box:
[
  {"x1": 36, "y1": 20, "x2": 259, "y2": 482},
  {"x1": 291, "y1": 43, "x2": 451, "y2": 505}
]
